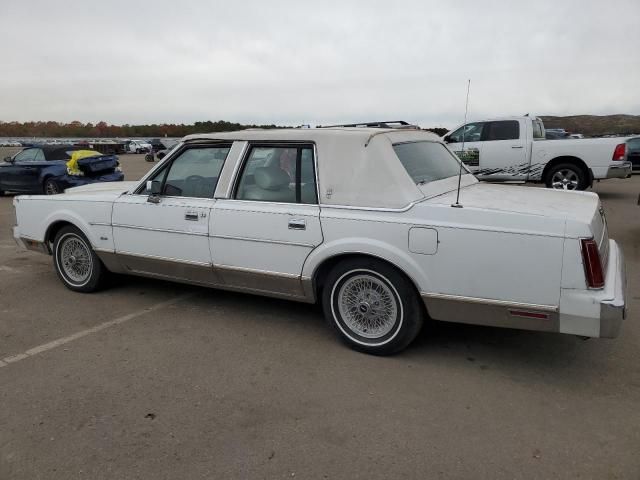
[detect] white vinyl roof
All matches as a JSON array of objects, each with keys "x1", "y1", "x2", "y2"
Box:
[{"x1": 184, "y1": 128, "x2": 443, "y2": 208}]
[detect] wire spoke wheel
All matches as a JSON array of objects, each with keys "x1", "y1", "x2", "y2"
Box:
[
  {"x1": 550, "y1": 169, "x2": 579, "y2": 190},
  {"x1": 58, "y1": 235, "x2": 92, "y2": 284},
  {"x1": 337, "y1": 273, "x2": 399, "y2": 339}
]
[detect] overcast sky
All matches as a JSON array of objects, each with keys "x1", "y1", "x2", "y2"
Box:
[{"x1": 1, "y1": 0, "x2": 639, "y2": 128}]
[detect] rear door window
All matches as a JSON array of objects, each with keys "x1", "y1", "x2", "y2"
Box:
[
  {"x1": 483, "y1": 121, "x2": 520, "y2": 141},
  {"x1": 235, "y1": 144, "x2": 317, "y2": 204}
]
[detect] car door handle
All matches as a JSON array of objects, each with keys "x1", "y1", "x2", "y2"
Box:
[
  {"x1": 511, "y1": 145, "x2": 524, "y2": 149},
  {"x1": 185, "y1": 212, "x2": 199, "y2": 221},
  {"x1": 288, "y1": 218, "x2": 306, "y2": 230}
]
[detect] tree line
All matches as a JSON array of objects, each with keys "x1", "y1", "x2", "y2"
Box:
[
  {"x1": 0, "y1": 120, "x2": 284, "y2": 138},
  {"x1": 0, "y1": 120, "x2": 449, "y2": 138}
]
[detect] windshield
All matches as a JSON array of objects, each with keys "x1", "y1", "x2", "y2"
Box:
[{"x1": 393, "y1": 141, "x2": 465, "y2": 184}]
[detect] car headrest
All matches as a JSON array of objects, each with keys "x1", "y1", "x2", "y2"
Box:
[{"x1": 254, "y1": 167, "x2": 290, "y2": 190}]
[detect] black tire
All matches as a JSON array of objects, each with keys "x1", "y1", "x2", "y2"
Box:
[
  {"x1": 43, "y1": 178, "x2": 61, "y2": 195},
  {"x1": 322, "y1": 258, "x2": 424, "y2": 355},
  {"x1": 545, "y1": 163, "x2": 588, "y2": 190},
  {"x1": 53, "y1": 226, "x2": 106, "y2": 292}
]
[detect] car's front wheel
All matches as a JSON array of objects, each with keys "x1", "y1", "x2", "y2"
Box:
[
  {"x1": 322, "y1": 258, "x2": 424, "y2": 355},
  {"x1": 53, "y1": 226, "x2": 106, "y2": 292}
]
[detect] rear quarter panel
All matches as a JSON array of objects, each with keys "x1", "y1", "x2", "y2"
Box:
[{"x1": 306, "y1": 203, "x2": 565, "y2": 307}]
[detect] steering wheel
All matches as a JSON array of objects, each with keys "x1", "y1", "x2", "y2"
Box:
[{"x1": 185, "y1": 175, "x2": 206, "y2": 184}]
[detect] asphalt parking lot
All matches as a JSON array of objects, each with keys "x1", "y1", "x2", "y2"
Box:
[{"x1": 1, "y1": 151, "x2": 638, "y2": 480}]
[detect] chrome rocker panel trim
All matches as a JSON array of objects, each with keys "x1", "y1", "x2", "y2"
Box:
[{"x1": 421, "y1": 292, "x2": 560, "y2": 332}]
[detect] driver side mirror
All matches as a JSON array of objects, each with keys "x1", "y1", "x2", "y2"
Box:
[
  {"x1": 443, "y1": 136, "x2": 451, "y2": 143},
  {"x1": 146, "y1": 180, "x2": 162, "y2": 203},
  {"x1": 4, "y1": 156, "x2": 14, "y2": 163}
]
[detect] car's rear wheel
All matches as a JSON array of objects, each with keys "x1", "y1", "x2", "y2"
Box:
[
  {"x1": 44, "y1": 178, "x2": 61, "y2": 195},
  {"x1": 545, "y1": 163, "x2": 587, "y2": 190},
  {"x1": 53, "y1": 226, "x2": 106, "y2": 292},
  {"x1": 322, "y1": 258, "x2": 424, "y2": 355}
]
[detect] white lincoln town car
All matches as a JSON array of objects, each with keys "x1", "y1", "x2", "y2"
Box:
[{"x1": 12, "y1": 127, "x2": 626, "y2": 354}]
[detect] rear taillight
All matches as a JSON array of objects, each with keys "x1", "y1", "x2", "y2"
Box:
[
  {"x1": 612, "y1": 143, "x2": 626, "y2": 161},
  {"x1": 580, "y1": 238, "x2": 604, "y2": 288}
]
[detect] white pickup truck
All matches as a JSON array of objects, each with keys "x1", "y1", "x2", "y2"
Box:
[{"x1": 443, "y1": 116, "x2": 632, "y2": 190}]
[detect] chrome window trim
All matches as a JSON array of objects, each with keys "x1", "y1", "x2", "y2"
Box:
[
  {"x1": 119, "y1": 193, "x2": 218, "y2": 204},
  {"x1": 421, "y1": 292, "x2": 558, "y2": 312},
  {"x1": 210, "y1": 234, "x2": 315, "y2": 249}
]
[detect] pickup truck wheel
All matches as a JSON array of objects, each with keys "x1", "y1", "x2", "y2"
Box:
[
  {"x1": 545, "y1": 163, "x2": 587, "y2": 190},
  {"x1": 53, "y1": 226, "x2": 105, "y2": 292},
  {"x1": 44, "y1": 178, "x2": 61, "y2": 195},
  {"x1": 322, "y1": 258, "x2": 424, "y2": 355}
]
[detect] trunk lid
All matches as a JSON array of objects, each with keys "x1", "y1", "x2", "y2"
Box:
[
  {"x1": 76, "y1": 154, "x2": 119, "y2": 176},
  {"x1": 424, "y1": 182, "x2": 599, "y2": 221}
]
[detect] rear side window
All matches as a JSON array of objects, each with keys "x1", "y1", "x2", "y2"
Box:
[
  {"x1": 235, "y1": 145, "x2": 317, "y2": 204},
  {"x1": 393, "y1": 141, "x2": 463, "y2": 185},
  {"x1": 484, "y1": 121, "x2": 520, "y2": 141}
]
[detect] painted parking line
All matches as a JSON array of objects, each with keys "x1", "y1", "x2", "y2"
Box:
[{"x1": 0, "y1": 292, "x2": 195, "y2": 369}]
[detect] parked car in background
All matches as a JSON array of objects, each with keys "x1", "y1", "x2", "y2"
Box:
[
  {"x1": 124, "y1": 139, "x2": 152, "y2": 154},
  {"x1": 12, "y1": 128, "x2": 626, "y2": 355},
  {"x1": 443, "y1": 116, "x2": 632, "y2": 190},
  {"x1": 626, "y1": 136, "x2": 640, "y2": 171},
  {"x1": 144, "y1": 140, "x2": 180, "y2": 162},
  {"x1": 1, "y1": 145, "x2": 123, "y2": 195}
]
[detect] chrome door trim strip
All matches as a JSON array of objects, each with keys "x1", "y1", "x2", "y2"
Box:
[
  {"x1": 117, "y1": 250, "x2": 212, "y2": 267},
  {"x1": 112, "y1": 223, "x2": 209, "y2": 237},
  {"x1": 214, "y1": 263, "x2": 299, "y2": 279},
  {"x1": 89, "y1": 222, "x2": 111, "y2": 226},
  {"x1": 421, "y1": 292, "x2": 558, "y2": 312},
  {"x1": 210, "y1": 234, "x2": 315, "y2": 249}
]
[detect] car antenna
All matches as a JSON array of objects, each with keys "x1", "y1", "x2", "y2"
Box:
[{"x1": 452, "y1": 79, "x2": 471, "y2": 208}]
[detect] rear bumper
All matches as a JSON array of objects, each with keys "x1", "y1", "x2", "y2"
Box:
[
  {"x1": 598, "y1": 240, "x2": 626, "y2": 338},
  {"x1": 606, "y1": 162, "x2": 632, "y2": 179}
]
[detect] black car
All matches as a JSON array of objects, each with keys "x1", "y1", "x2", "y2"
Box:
[
  {"x1": 627, "y1": 137, "x2": 640, "y2": 171},
  {"x1": 0, "y1": 145, "x2": 124, "y2": 195}
]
